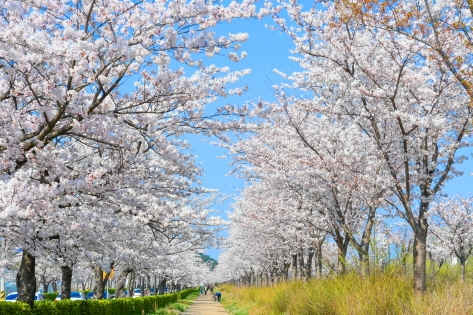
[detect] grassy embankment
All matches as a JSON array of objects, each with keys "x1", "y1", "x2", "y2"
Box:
[
  {"x1": 219, "y1": 267, "x2": 473, "y2": 315},
  {"x1": 150, "y1": 291, "x2": 200, "y2": 315}
]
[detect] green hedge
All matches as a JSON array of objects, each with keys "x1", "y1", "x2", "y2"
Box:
[
  {"x1": 43, "y1": 293, "x2": 58, "y2": 301},
  {"x1": 0, "y1": 291, "x2": 186, "y2": 315},
  {"x1": 178, "y1": 288, "x2": 199, "y2": 300},
  {"x1": 0, "y1": 302, "x2": 32, "y2": 315}
]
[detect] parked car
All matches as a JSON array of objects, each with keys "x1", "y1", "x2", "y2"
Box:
[
  {"x1": 132, "y1": 288, "x2": 141, "y2": 298},
  {"x1": 86, "y1": 291, "x2": 110, "y2": 300},
  {"x1": 4, "y1": 292, "x2": 45, "y2": 302},
  {"x1": 55, "y1": 292, "x2": 85, "y2": 301}
]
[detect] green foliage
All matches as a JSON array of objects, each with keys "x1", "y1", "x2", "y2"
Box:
[
  {"x1": 53, "y1": 300, "x2": 83, "y2": 315},
  {"x1": 149, "y1": 291, "x2": 199, "y2": 315},
  {"x1": 166, "y1": 302, "x2": 186, "y2": 311},
  {"x1": 106, "y1": 288, "x2": 115, "y2": 295},
  {"x1": 43, "y1": 293, "x2": 58, "y2": 301},
  {"x1": 0, "y1": 291, "x2": 184, "y2": 315},
  {"x1": 178, "y1": 288, "x2": 199, "y2": 300},
  {"x1": 197, "y1": 253, "x2": 218, "y2": 271},
  {"x1": 0, "y1": 302, "x2": 32, "y2": 315}
]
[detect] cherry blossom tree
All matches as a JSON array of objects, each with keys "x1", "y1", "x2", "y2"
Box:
[
  {"x1": 335, "y1": 0, "x2": 473, "y2": 105},
  {"x1": 227, "y1": 102, "x2": 391, "y2": 275},
  {"x1": 428, "y1": 196, "x2": 473, "y2": 281},
  {"x1": 269, "y1": 0, "x2": 472, "y2": 292},
  {"x1": 0, "y1": 0, "x2": 272, "y2": 306}
]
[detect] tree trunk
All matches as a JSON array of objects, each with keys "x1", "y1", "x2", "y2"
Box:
[
  {"x1": 158, "y1": 277, "x2": 167, "y2": 295},
  {"x1": 315, "y1": 243, "x2": 323, "y2": 279},
  {"x1": 60, "y1": 265, "x2": 73, "y2": 300},
  {"x1": 291, "y1": 254, "x2": 298, "y2": 281},
  {"x1": 115, "y1": 267, "x2": 133, "y2": 298},
  {"x1": 41, "y1": 282, "x2": 49, "y2": 293},
  {"x1": 298, "y1": 251, "x2": 305, "y2": 281},
  {"x1": 305, "y1": 250, "x2": 314, "y2": 280},
  {"x1": 460, "y1": 257, "x2": 466, "y2": 283},
  {"x1": 335, "y1": 234, "x2": 349, "y2": 274},
  {"x1": 154, "y1": 276, "x2": 157, "y2": 295},
  {"x1": 413, "y1": 226, "x2": 428, "y2": 293},
  {"x1": 16, "y1": 250, "x2": 36, "y2": 309},
  {"x1": 359, "y1": 206, "x2": 376, "y2": 276},
  {"x1": 93, "y1": 265, "x2": 108, "y2": 299},
  {"x1": 272, "y1": 263, "x2": 279, "y2": 285}
]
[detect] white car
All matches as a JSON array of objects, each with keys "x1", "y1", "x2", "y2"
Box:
[
  {"x1": 55, "y1": 292, "x2": 86, "y2": 301},
  {"x1": 4, "y1": 292, "x2": 45, "y2": 302},
  {"x1": 132, "y1": 288, "x2": 142, "y2": 298}
]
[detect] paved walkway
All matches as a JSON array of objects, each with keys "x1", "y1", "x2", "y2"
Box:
[{"x1": 180, "y1": 293, "x2": 229, "y2": 315}]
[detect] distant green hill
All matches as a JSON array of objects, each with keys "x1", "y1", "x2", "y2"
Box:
[{"x1": 198, "y1": 253, "x2": 218, "y2": 271}]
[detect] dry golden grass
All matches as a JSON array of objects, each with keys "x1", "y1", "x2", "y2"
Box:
[{"x1": 220, "y1": 272, "x2": 473, "y2": 315}]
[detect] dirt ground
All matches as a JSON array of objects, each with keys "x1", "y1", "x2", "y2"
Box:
[{"x1": 180, "y1": 293, "x2": 229, "y2": 315}]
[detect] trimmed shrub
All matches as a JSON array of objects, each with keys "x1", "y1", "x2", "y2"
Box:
[
  {"x1": 33, "y1": 301, "x2": 59, "y2": 315},
  {"x1": 54, "y1": 300, "x2": 83, "y2": 315},
  {"x1": 130, "y1": 297, "x2": 143, "y2": 315},
  {"x1": 0, "y1": 290, "x2": 183, "y2": 315},
  {"x1": 179, "y1": 288, "x2": 199, "y2": 300},
  {"x1": 0, "y1": 302, "x2": 32, "y2": 315},
  {"x1": 43, "y1": 293, "x2": 58, "y2": 301}
]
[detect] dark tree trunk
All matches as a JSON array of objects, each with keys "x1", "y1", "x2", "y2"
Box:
[
  {"x1": 60, "y1": 265, "x2": 73, "y2": 300},
  {"x1": 115, "y1": 267, "x2": 133, "y2": 298},
  {"x1": 16, "y1": 250, "x2": 36, "y2": 309},
  {"x1": 460, "y1": 257, "x2": 467, "y2": 282},
  {"x1": 92, "y1": 266, "x2": 110, "y2": 299},
  {"x1": 303, "y1": 249, "x2": 314, "y2": 280},
  {"x1": 413, "y1": 220, "x2": 428, "y2": 293},
  {"x1": 335, "y1": 233, "x2": 349, "y2": 274},
  {"x1": 129, "y1": 271, "x2": 136, "y2": 295},
  {"x1": 285, "y1": 261, "x2": 291, "y2": 281},
  {"x1": 154, "y1": 276, "x2": 157, "y2": 295},
  {"x1": 315, "y1": 243, "x2": 323, "y2": 279},
  {"x1": 41, "y1": 282, "x2": 49, "y2": 293},
  {"x1": 358, "y1": 206, "x2": 376, "y2": 276},
  {"x1": 158, "y1": 277, "x2": 167, "y2": 295}
]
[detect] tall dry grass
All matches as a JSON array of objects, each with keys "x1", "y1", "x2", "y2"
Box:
[{"x1": 220, "y1": 272, "x2": 473, "y2": 315}]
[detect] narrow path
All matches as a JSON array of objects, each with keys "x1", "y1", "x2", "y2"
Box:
[{"x1": 181, "y1": 293, "x2": 229, "y2": 315}]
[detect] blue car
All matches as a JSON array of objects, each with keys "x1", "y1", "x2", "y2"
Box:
[{"x1": 5, "y1": 292, "x2": 45, "y2": 302}]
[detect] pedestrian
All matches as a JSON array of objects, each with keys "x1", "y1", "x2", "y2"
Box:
[{"x1": 214, "y1": 291, "x2": 222, "y2": 302}]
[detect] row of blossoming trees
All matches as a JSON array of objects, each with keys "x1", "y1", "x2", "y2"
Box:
[
  {"x1": 0, "y1": 0, "x2": 274, "y2": 308},
  {"x1": 215, "y1": 0, "x2": 473, "y2": 293}
]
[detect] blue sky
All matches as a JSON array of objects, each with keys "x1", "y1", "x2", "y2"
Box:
[
  {"x1": 184, "y1": 16, "x2": 298, "y2": 259},
  {"x1": 186, "y1": 16, "x2": 473, "y2": 260}
]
